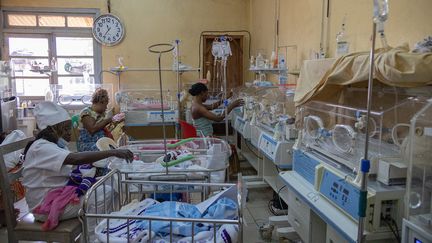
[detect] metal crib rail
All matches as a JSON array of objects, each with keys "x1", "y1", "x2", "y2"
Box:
[{"x1": 80, "y1": 169, "x2": 244, "y2": 243}]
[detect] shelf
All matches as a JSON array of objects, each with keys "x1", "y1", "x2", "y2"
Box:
[
  {"x1": 249, "y1": 67, "x2": 288, "y2": 73},
  {"x1": 288, "y1": 69, "x2": 300, "y2": 76},
  {"x1": 110, "y1": 67, "x2": 201, "y2": 73},
  {"x1": 241, "y1": 149, "x2": 259, "y2": 171}
]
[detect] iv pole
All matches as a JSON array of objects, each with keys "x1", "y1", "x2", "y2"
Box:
[
  {"x1": 148, "y1": 43, "x2": 175, "y2": 175},
  {"x1": 357, "y1": 1, "x2": 388, "y2": 242}
]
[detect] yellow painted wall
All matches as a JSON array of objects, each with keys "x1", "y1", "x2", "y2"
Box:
[
  {"x1": 249, "y1": 0, "x2": 432, "y2": 84},
  {"x1": 2, "y1": 0, "x2": 250, "y2": 92},
  {"x1": 2, "y1": 0, "x2": 431, "y2": 87}
]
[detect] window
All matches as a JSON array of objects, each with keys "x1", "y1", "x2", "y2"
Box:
[{"x1": 2, "y1": 9, "x2": 101, "y2": 98}]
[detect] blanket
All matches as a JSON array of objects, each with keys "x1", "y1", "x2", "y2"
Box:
[
  {"x1": 95, "y1": 186, "x2": 239, "y2": 243},
  {"x1": 295, "y1": 44, "x2": 432, "y2": 106}
]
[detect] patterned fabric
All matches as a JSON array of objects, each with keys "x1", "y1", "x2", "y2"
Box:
[
  {"x1": 78, "y1": 129, "x2": 105, "y2": 152},
  {"x1": 80, "y1": 106, "x2": 106, "y2": 123},
  {"x1": 78, "y1": 106, "x2": 107, "y2": 152},
  {"x1": 66, "y1": 164, "x2": 97, "y2": 196},
  {"x1": 192, "y1": 117, "x2": 213, "y2": 137}
]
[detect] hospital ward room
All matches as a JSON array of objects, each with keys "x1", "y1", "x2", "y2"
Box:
[{"x1": 0, "y1": 0, "x2": 432, "y2": 242}]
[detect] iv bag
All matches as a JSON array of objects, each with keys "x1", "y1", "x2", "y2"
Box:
[{"x1": 373, "y1": 0, "x2": 389, "y2": 23}]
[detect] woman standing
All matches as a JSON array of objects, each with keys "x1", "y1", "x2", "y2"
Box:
[{"x1": 189, "y1": 82, "x2": 243, "y2": 137}]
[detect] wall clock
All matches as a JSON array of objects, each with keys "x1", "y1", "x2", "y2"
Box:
[{"x1": 92, "y1": 14, "x2": 125, "y2": 46}]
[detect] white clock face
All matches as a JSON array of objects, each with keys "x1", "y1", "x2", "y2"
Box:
[{"x1": 92, "y1": 14, "x2": 125, "y2": 46}]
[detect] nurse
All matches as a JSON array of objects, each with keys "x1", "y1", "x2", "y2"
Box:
[
  {"x1": 189, "y1": 82, "x2": 243, "y2": 136},
  {"x1": 22, "y1": 101, "x2": 133, "y2": 222}
]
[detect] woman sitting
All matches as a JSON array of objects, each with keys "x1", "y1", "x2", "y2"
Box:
[
  {"x1": 78, "y1": 88, "x2": 117, "y2": 152},
  {"x1": 22, "y1": 101, "x2": 133, "y2": 229},
  {"x1": 189, "y1": 82, "x2": 243, "y2": 137}
]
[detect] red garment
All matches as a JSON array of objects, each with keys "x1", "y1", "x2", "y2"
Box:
[
  {"x1": 103, "y1": 127, "x2": 114, "y2": 140},
  {"x1": 33, "y1": 186, "x2": 80, "y2": 231}
]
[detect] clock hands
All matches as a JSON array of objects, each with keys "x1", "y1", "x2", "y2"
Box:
[{"x1": 103, "y1": 27, "x2": 111, "y2": 39}]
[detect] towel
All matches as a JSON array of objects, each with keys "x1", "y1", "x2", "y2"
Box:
[{"x1": 33, "y1": 186, "x2": 80, "y2": 230}]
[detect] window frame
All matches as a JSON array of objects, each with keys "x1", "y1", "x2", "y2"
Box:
[{"x1": 1, "y1": 7, "x2": 102, "y2": 100}]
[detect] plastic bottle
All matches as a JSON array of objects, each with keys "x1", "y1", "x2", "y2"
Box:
[
  {"x1": 50, "y1": 57, "x2": 57, "y2": 72},
  {"x1": 206, "y1": 70, "x2": 211, "y2": 82},
  {"x1": 278, "y1": 54, "x2": 286, "y2": 69},
  {"x1": 270, "y1": 51, "x2": 278, "y2": 69},
  {"x1": 336, "y1": 16, "x2": 349, "y2": 57},
  {"x1": 45, "y1": 88, "x2": 54, "y2": 102},
  {"x1": 255, "y1": 53, "x2": 264, "y2": 69},
  {"x1": 250, "y1": 56, "x2": 255, "y2": 69}
]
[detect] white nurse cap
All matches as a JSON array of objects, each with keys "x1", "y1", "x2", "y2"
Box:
[{"x1": 34, "y1": 101, "x2": 71, "y2": 130}]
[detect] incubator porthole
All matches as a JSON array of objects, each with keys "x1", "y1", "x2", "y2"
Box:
[
  {"x1": 409, "y1": 192, "x2": 422, "y2": 209},
  {"x1": 58, "y1": 95, "x2": 73, "y2": 105},
  {"x1": 359, "y1": 117, "x2": 378, "y2": 138},
  {"x1": 82, "y1": 95, "x2": 93, "y2": 105},
  {"x1": 304, "y1": 115, "x2": 324, "y2": 139},
  {"x1": 332, "y1": 124, "x2": 356, "y2": 153}
]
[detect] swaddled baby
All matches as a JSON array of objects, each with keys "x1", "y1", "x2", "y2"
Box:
[{"x1": 66, "y1": 164, "x2": 97, "y2": 196}]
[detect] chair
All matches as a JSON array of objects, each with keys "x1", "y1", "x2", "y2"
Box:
[
  {"x1": 0, "y1": 138, "x2": 82, "y2": 243},
  {"x1": 179, "y1": 120, "x2": 198, "y2": 138}
]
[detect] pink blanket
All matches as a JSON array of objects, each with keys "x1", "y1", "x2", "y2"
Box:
[{"x1": 33, "y1": 186, "x2": 80, "y2": 230}]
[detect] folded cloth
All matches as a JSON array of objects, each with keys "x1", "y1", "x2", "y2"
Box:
[
  {"x1": 33, "y1": 186, "x2": 80, "y2": 230},
  {"x1": 95, "y1": 199, "x2": 159, "y2": 243}
]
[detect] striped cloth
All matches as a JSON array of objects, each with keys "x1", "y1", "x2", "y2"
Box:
[{"x1": 193, "y1": 117, "x2": 213, "y2": 137}]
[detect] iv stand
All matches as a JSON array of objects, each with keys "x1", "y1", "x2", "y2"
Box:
[
  {"x1": 223, "y1": 56, "x2": 229, "y2": 142},
  {"x1": 357, "y1": 22, "x2": 376, "y2": 243},
  {"x1": 148, "y1": 43, "x2": 175, "y2": 175},
  {"x1": 358, "y1": 1, "x2": 388, "y2": 241}
]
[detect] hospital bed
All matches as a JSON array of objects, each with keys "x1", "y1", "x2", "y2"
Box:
[{"x1": 79, "y1": 169, "x2": 244, "y2": 243}]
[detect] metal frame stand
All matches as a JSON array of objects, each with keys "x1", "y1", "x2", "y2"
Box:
[{"x1": 148, "y1": 43, "x2": 175, "y2": 174}]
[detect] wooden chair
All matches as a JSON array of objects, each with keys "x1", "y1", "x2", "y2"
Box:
[{"x1": 0, "y1": 138, "x2": 82, "y2": 243}]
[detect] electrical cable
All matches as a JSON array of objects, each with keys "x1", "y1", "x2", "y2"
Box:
[
  {"x1": 243, "y1": 140, "x2": 263, "y2": 160},
  {"x1": 391, "y1": 218, "x2": 401, "y2": 241},
  {"x1": 381, "y1": 215, "x2": 401, "y2": 242},
  {"x1": 268, "y1": 185, "x2": 287, "y2": 216}
]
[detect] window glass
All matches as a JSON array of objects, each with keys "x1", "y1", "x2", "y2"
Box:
[
  {"x1": 10, "y1": 58, "x2": 50, "y2": 77},
  {"x1": 58, "y1": 58, "x2": 94, "y2": 75},
  {"x1": 67, "y1": 16, "x2": 93, "y2": 28},
  {"x1": 38, "y1": 15, "x2": 65, "y2": 27},
  {"x1": 15, "y1": 78, "x2": 50, "y2": 96},
  {"x1": 56, "y1": 37, "x2": 93, "y2": 56},
  {"x1": 9, "y1": 37, "x2": 49, "y2": 57},
  {"x1": 7, "y1": 14, "x2": 36, "y2": 26},
  {"x1": 58, "y1": 76, "x2": 95, "y2": 94}
]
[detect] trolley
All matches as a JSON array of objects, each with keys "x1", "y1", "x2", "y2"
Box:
[{"x1": 79, "y1": 169, "x2": 244, "y2": 243}]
